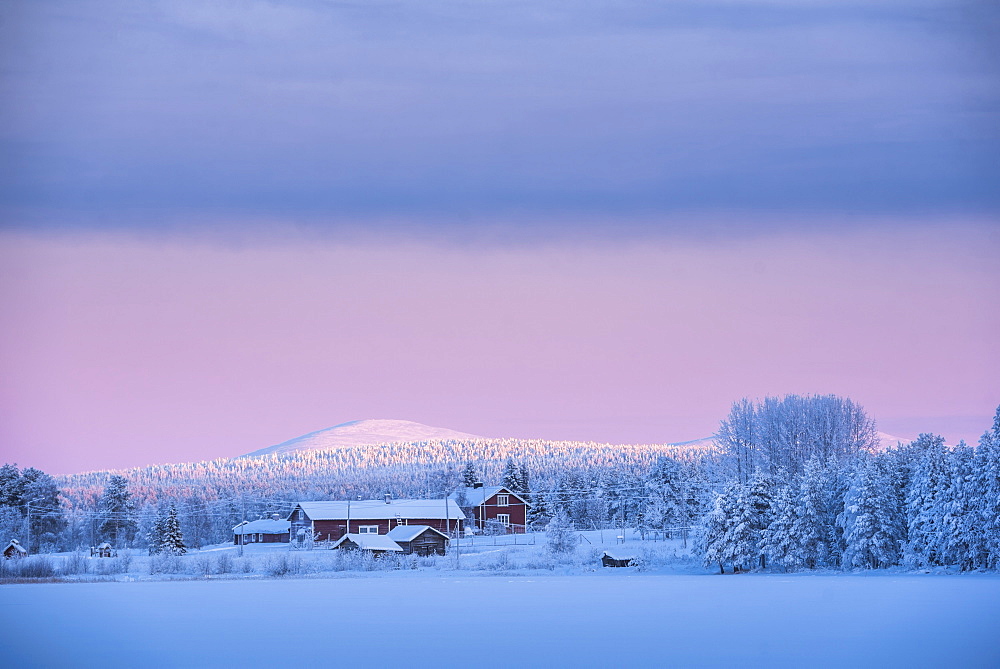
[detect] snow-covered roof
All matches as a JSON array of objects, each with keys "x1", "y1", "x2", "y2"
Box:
[
  {"x1": 97, "y1": 542, "x2": 112, "y2": 549},
  {"x1": 449, "y1": 486, "x2": 527, "y2": 507},
  {"x1": 386, "y1": 524, "x2": 448, "y2": 543},
  {"x1": 602, "y1": 551, "x2": 636, "y2": 561},
  {"x1": 295, "y1": 499, "x2": 466, "y2": 522},
  {"x1": 4, "y1": 539, "x2": 27, "y2": 554},
  {"x1": 332, "y1": 534, "x2": 404, "y2": 552},
  {"x1": 233, "y1": 519, "x2": 291, "y2": 535}
]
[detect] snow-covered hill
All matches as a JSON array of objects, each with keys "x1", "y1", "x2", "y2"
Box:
[
  {"x1": 241, "y1": 419, "x2": 484, "y2": 457},
  {"x1": 876, "y1": 431, "x2": 911, "y2": 451},
  {"x1": 242, "y1": 419, "x2": 910, "y2": 459}
]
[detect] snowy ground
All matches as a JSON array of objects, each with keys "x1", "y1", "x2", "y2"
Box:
[
  {"x1": 2, "y1": 573, "x2": 999, "y2": 668},
  {"x1": 0, "y1": 530, "x2": 701, "y2": 581}
]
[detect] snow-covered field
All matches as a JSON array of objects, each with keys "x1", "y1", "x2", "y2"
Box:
[{"x1": 2, "y1": 573, "x2": 998, "y2": 668}]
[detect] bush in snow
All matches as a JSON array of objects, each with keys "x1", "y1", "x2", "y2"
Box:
[
  {"x1": 149, "y1": 553, "x2": 183, "y2": 575},
  {"x1": 214, "y1": 553, "x2": 233, "y2": 574},
  {"x1": 192, "y1": 554, "x2": 213, "y2": 576},
  {"x1": 95, "y1": 554, "x2": 131, "y2": 575},
  {"x1": 62, "y1": 552, "x2": 90, "y2": 575},
  {"x1": 546, "y1": 509, "x2": 577, "y2": 555},
  {"x1": 265, "y1": 554, "x2": 304, "y2": 577},
  {"x1": 2, "y1": 556, "x2": 57, "y2": 579}
]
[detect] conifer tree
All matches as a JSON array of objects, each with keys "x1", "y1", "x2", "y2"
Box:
[
  {"x1": 527, "y1": 490, "x2": 551, "y2": 530},
  {"x1": 461, "y1": 461, "x2": 479, "y2": 488},
  {"x1": 745, "y1": 472, "x2": 774, "y2": 569},
  {"x1": 905, "y1": 434, "x2": 950, "y2": 567},
  {"x1": 792, "y1": 456, "x2": 834, "y2": 568},
  {"x1": 20, "y1": 468, "x2": 66, "y2": 551},
  {"x1": 726, "y1": 482, "x2": 763, "y2": 572},
  {"x1": 98, "y1": 475, "x2": 137, "y2": 548},
  {"x1": 147, "y1": 508, "x2": 167, "y2": 555},
  {"x1": 160, "y1": 506, "x2": 186, "y2": 556},
  {"x1": 501, "y1": 458, "x2": 522, "y2": 493},
  {"x1": 762, "y1": 485, "x2": 800, "y2": 570},
  {"x1": 940, "y1": 443, "x2": 975, "y2": 569},
  {"x1": 972, "y1": 407, "x2": 1000, "y2": 570},
  {"x1": 840, "y1": 458, "x2": 901, "y2": 569},
  {"x1": 702, "y1": 489, "x2": 734, "y2": 574}
]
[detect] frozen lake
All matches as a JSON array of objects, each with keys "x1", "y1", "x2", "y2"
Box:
[{"x1": 3, "y1": 573, "x2": 999, "y2": 668}]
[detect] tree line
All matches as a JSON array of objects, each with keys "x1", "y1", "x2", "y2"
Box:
[{"x1": 3, "y1": 394, "x2": 998, "y2": 574}]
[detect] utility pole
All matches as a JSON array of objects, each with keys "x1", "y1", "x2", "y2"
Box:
[
  {"x1": 238, "y1": 496, "x2": 245, "y2": 557},
  {"x1": 25, "y1": 496, "x2": 44, "y2": 554}
]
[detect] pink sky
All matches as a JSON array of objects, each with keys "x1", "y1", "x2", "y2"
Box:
[{"x1": 0, "y1": 221, "x2": 997, "y2": 474}]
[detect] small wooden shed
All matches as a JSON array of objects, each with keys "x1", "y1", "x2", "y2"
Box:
[
  {"x1": 331, "y1": 533, "x2": 404, "y2": 556},
  {"x1": 4, "y1": 539, "x2": 27, "y2": 560},
  {"x1": 601, "y1": 550, "x2": 635, "y2": 568},
  {"x1": 91, "y1": 542, "x2": 114, "y2": 558},
  {"x1": 386, "y1": 525, "x2": 449, "y2": 556}
]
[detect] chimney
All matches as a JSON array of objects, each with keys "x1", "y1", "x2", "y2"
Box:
[
  {"x1": 384, "y1": 493, "x2": 391, "y2": 504},
  {"x1": 272, "y1": 513, "x2": 280, "y2": 521}
]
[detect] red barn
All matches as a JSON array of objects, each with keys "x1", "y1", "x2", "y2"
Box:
[
  {"x1": 288, "y1": 498, "x2": 466, "y2": 543},
  {"x1": 449, "y1": 486, "x2": 528, "y2": 534}
]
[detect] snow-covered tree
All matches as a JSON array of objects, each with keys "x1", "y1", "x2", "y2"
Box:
[
  {"x1": 160, "y1": 506, "x2": 186, "y2": 556},
  {"x1": 147, "y1": 508, "x2": 168, "y2": 555},
  {"x1": 762, "y1": 484, "x2": 800, "y2": 570},
  {"x1": 181, "y1": 496, "x2": 213, "y2": 550},
  {"x1": 501, "y1": 458, "x2": 522, "y2": 493},
  {"x1": 718, "y1": 394, "x2": 877, "y2": 481},
  {"x1": 527, "y1": 490, "x2": 551, "y2": 530},
  {"x1": 0, "y1": 463, "x2": 26, "y2": 508},
  {"x1": 545, "y1": 509, "x2": 577, "y2": 555},
  {"x1": 461, "y1": 461, "x2": 479, "y2": 488},
  {"x1": 20, "y1": 468, "x2": 66, "y2": 551},
  {"x1": 905, "y1": 434, "x2": 951, "y2": 567},
  {"x1": 972, "y1": 407, "x2": 1000, "y2": 570},
  {"x1": 646, "y1": 457, "x2": 690, "y2": 538},
  {"x1": 725, "y1": 479, "x2": 768, "y2": 572},
  {"x1": 939, "y1": 443, "x2": 976, "y2": 569},
  {"x1": 840, "y1": 457, "x2": 901, "y2": 569},
  {"x1": 701, "y1": 488, "x2": 735, "y2": 574},
  {"x1": 98, "y1": 475, "x2": 137, "y2": 548},
  {"x1": 791, "y1": 456, "x2": 835, "y2": 569}
]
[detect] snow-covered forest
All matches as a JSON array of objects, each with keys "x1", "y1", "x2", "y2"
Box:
[{"x1": 2, "y1": 395, "x2": 999, "y2": 575}]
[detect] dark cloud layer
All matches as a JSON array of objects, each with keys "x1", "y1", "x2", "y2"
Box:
[{"x1": 1, "y1": 0, "x2": 998, "y2": 233}]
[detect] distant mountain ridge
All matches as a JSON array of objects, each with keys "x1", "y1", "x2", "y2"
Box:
[
  {"x1": 241, "y1": 419, "x2": 912, "y2": 459},
  {"x1": 241, "y1": 419, "x2": 484, "y2": 457}
]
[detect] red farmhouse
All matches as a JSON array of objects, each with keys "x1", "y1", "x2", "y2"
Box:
[
  {"x1": 288, "y1": 498, "x2": 466, "y2": 543},
  {"x1": 449, "y1": 486, "x2": 528, "y2": 534}
]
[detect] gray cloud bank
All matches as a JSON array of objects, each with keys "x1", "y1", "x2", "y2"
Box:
[{"x1": 1, "y1": 0, "x2": 998, "y2": 233}]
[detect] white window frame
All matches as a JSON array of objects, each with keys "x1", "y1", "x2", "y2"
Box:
[
  {"x1": 358, "y1": 525, "x2": 379, "y2": 534},
  {"x1": 496, "y1": 513, "x2": 510, "y2": 526},
  {"x1": 497, "y1": 494, "x2": 509, "y2": 507}
]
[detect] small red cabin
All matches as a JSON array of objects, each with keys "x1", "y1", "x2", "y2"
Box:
[{"x1": 233, "y1": 517, "x2": 291, "y2": 545}]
